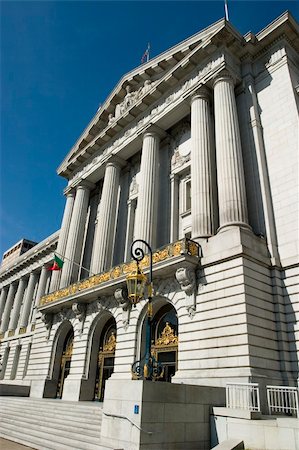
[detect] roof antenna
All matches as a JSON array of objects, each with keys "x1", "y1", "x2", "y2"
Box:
[{"x1": 224, "y1": 0, "x2": 229, "y2": 21}]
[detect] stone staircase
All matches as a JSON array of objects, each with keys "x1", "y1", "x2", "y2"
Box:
[{"x1": 0, "y1": 396, "x2": 115, "y2": 450}]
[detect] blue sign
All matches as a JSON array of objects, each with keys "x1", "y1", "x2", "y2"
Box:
[{"x1": 134, "y1": 404, "x2": 139, "y2": 414}]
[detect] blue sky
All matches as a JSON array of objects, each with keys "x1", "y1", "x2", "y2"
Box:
[{"x1": 1, "y1": 0, "x2": 298, "y2": 256}]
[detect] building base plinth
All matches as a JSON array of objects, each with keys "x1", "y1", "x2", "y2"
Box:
[{"x1": 100, "y1": 379, "x2": 225, "y2": 450}]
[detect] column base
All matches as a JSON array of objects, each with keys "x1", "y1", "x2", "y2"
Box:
[{"x1": 217, "y1": 221, "x2": 252, "y2": 234}]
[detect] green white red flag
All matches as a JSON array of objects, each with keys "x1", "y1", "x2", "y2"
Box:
[{"x1": 48, "y1": 254, "x2": 64, "y2": 271}]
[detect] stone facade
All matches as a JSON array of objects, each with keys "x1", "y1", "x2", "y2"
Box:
[{"x1": 0, "y1": 12, "x2": 298, "y2": 421}]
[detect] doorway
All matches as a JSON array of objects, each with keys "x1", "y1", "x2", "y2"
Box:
[
  {"x1": 94, "y1": 318, "x2": 116, "y2": 401},
  {"x1": 56, "y1": 329, "x2": 74, "y2": 398},
  {"x1": 151, "y1": 304, "x2": 178, "y2": 382}
]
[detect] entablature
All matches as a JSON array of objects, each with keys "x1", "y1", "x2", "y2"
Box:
[
  {"x1": 38, "y1": 238, "x2": 200, "y2": 313},
  {"x1": 0, "y1": 231, "x2": 59, "y2": 287},
  {"x1": 58, "y1": 19, "x2": 248, "y2": 180},
  {"x1": 64, "y1": 50, "x2": 242, "y2": 190}
]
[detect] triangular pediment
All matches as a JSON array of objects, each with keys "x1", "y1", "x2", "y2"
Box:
[
  {"x1": 57, "y1": 11, "x2": 298, "y2": 179},
  {"x1": 58, "y1": 17, "x2": 238, "y2": 177}
]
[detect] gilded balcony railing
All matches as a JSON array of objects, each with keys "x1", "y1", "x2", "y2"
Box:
[{"x1": 39, "y1": 238, "x2": 200, "y2": 307}]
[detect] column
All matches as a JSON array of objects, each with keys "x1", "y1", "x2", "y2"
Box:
[
  {"x1": 90, "y1": 161, "x2": 121, "y2": 274},
  {"x1": 124, "y1": 198, "x2": 137, "y2": 261},
  {"x1": 19, "y1": 272, "x2": 38, "y2": 329},
  {"x1": 134, "y1": 130, "x2": 161, "y2": 246},
  {"x1": 213, "y1": 71, "x2": 250, "y2": 230},
  {"x1": 170, "y1": 174, "x2": 179, "y2": 242},
  {"x1": 0, "y1": 283, "x2": 17, "y2": 333},
  {"x1": 191, "y1": 89, "x2": 215, "y2": 238},
  {"x1": 8, "y1": 277, "x2": 27, "y2": 332},
  {"x1": 32, "y1": 265, "x2": 50, "y2": 324},
  {"x1": 49, "y1": 189, "x2": 75, "y2": 292},
  {"x1": 0, "y1": 287, "x2": 8, "y2": 322},
  {"x1": 59, "y1": 181, "x2": 93, "y2": 288}
]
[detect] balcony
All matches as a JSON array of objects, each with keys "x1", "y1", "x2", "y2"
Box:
[{"x1": 39, "y1": 238, "x2": 200, "y2": 312}]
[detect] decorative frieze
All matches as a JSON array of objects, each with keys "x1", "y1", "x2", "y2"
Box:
[{"x1": 68, "y1": 55, "x2": 224, "y2": 186}]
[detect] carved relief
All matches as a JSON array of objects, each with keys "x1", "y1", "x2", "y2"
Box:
[
  {"x1": 103, "y1": 331, "x2": 116, "y2": 352},
  {"x1": 41, "y1": 312, "x2": 53, "y2": 330},
  {"x1": 114, "y1": 287, "x2": 131, "y2": 330},
  {"x1": 155, "y1": 322, "x2": 178, "y2": 346},
  {"x1": 175, "y1": 267, "x2": 196, "y2": 318},
  {"x1": 72, "y1": 302, "x2": 87, "y2": 322},
  {"x1": 171, "y1": 121, "x2": 191, "y2": 169},
  {"x1": 112, "y1": 80, "x2": 153, "y2": 123},
  {"x1": 69, "y1": 55, "x2": 223, "y2": 186}
]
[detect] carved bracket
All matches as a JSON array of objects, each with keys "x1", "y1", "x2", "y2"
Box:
[
  {"x1": 175, "y1": 267, "x2": 196, "y2": 318},
  {"x1": 114, "y1": 287, "x2": 131, "y2": 330},
  {"x1": 72, "y1": 302, "x2": 87, "y2": 322},
  {"x1": 41, "y1": 312, "x2": 53, "y2": 330}
]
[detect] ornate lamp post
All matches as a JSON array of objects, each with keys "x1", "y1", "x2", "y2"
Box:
[{"x1": 126, "y1": 239, "x2": 163, "y2": 380}]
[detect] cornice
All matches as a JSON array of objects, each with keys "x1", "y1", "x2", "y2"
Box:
[
  {"x1": 57, "y1": 19, "x2": 246, "y2": 179},
  {"x1": 0, "y1": 231, "x2": 59, "y2": 285}
]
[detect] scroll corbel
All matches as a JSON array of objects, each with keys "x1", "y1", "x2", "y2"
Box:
[
  {"x1": 175, "y1": 267, "x2": 196, "y2": 318},
  {"x1": 114, "y1": 287, "x2": 131, "y2": 330},
  {"x1": 72, "y1": 302, "x2": 87, "y2": 333}
]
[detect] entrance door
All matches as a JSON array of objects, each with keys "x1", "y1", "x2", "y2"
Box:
[
  {"x1": 94, "y1": 322, "x2": 116, "y2": 401},
  {"x1": 56, "y1": 330, "x2": 74, "y2": 398},
  {"x1": 151, "y1": 306, "x2": 178, "y2": 383}
]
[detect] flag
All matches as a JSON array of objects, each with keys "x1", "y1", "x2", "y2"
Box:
[
  {"x1": 48, "y1": 254, "x2": 64, "y2": 271},
  {"x1": 141, "y1": 43, "x2": 150, "y2": 64}
]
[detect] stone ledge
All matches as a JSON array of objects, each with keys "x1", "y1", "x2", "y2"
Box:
[{"x1": 213, "y1": 406, "x2": 262, "y2": 420}]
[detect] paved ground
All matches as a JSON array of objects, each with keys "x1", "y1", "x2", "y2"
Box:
[{"x1": 0, "y1": 439, "x2": 36, "y2": 450}]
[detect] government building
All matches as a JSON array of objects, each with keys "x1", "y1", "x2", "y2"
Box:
[{"x1": 0, "y1": 12, "x2": 298, "y2": 450}]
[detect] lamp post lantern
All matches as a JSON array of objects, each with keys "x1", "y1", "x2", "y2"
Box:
[{"x1": 126, "y1": 239, "x2": 163, "y2": 381}]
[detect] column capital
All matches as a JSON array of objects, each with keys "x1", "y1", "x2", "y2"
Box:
[
  {"x1": 63, "y1": 185, "x2": 76, "y2": 197},
  {"x1": 106, "y1": 155, "x2": 126, "y2": 169},
  {"x1": 212, "y1": 70, "x2": 236, "y2": 88},
  {"x1": 74, "y1": 179, "x2": 95, "y2": 191},
  {"x1": 191, "y1": 86, "x2": 211, "y2": 103},
  {"x1": 142, "y1": 124, "x2": 167, "y2": 140}
]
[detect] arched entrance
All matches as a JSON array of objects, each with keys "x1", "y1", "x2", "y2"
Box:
[
  {"x1": 151, "y1": 303, "x2": 178, "y2": 382},
  {"x1": 94, "y1": 317, "x2": 116, "y2": 401},
  {"x1": 56, "y1": 328, "x2": 74, "y2": 398}
]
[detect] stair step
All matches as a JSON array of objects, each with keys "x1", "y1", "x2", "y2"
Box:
[
  {"x1": 0, "y1": 404, "x2": 102, "y2": 424},
  {"x1": 0, "y1": 415, "x2": 101, "y2": 438},
  {"x1": 0, "y1": 398, "x2": 103, "y2": 414},
  {"x1": 0, "y1": 396, "x2": 117, "y2": 450},
  {"x1": 0, "y1": 418, "x2": 101, "y2": 446},
  {"x1": 0, "y1": 422, "x2": 102, "y2": 450}
]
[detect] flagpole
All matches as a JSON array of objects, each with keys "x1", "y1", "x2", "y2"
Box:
[
  {"x1": 54, "y1": 251, "x2": 95, "y2": 276},
  {"x1": 224, "y1": 0, "x2": 229, "y2": 21}
]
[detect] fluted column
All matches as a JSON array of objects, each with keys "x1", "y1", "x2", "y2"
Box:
[
  {"x1": 0, "y1": 283, "x2": 17, "y2": 333},
  {"x1": 191, "y1": 89, "x2": 215, "y2": 238},
  {"x1": 134, "y1": 130, "x2": 161, "y2": 246},
  {"x1": 19, "y1": 272, "x2": 38, "y2": 329},
  {"x1": 0, "y1": 287, "x2": 8, "y2": 323},
  {"x1": 213, "y1": 72, "x2": 249, "y2": 230},
  {"x1": 59, "y1": 181, "x2": 93, "y2": 288},
  {"x1": 8, "y1": 277, "x2": 27, "y2": 331},
  {"x1": 90, "y1": 162, "x2": 121, "y2": 274},
  {"x1": 32, "y1": 265, "x2": 49, "y2": 324},
  {"x1": 49, "y1": 189, "x2": 75, "y2": 292},
  {"x1": 170, "y1": 174, "x2": 179, "y2": 242}
]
